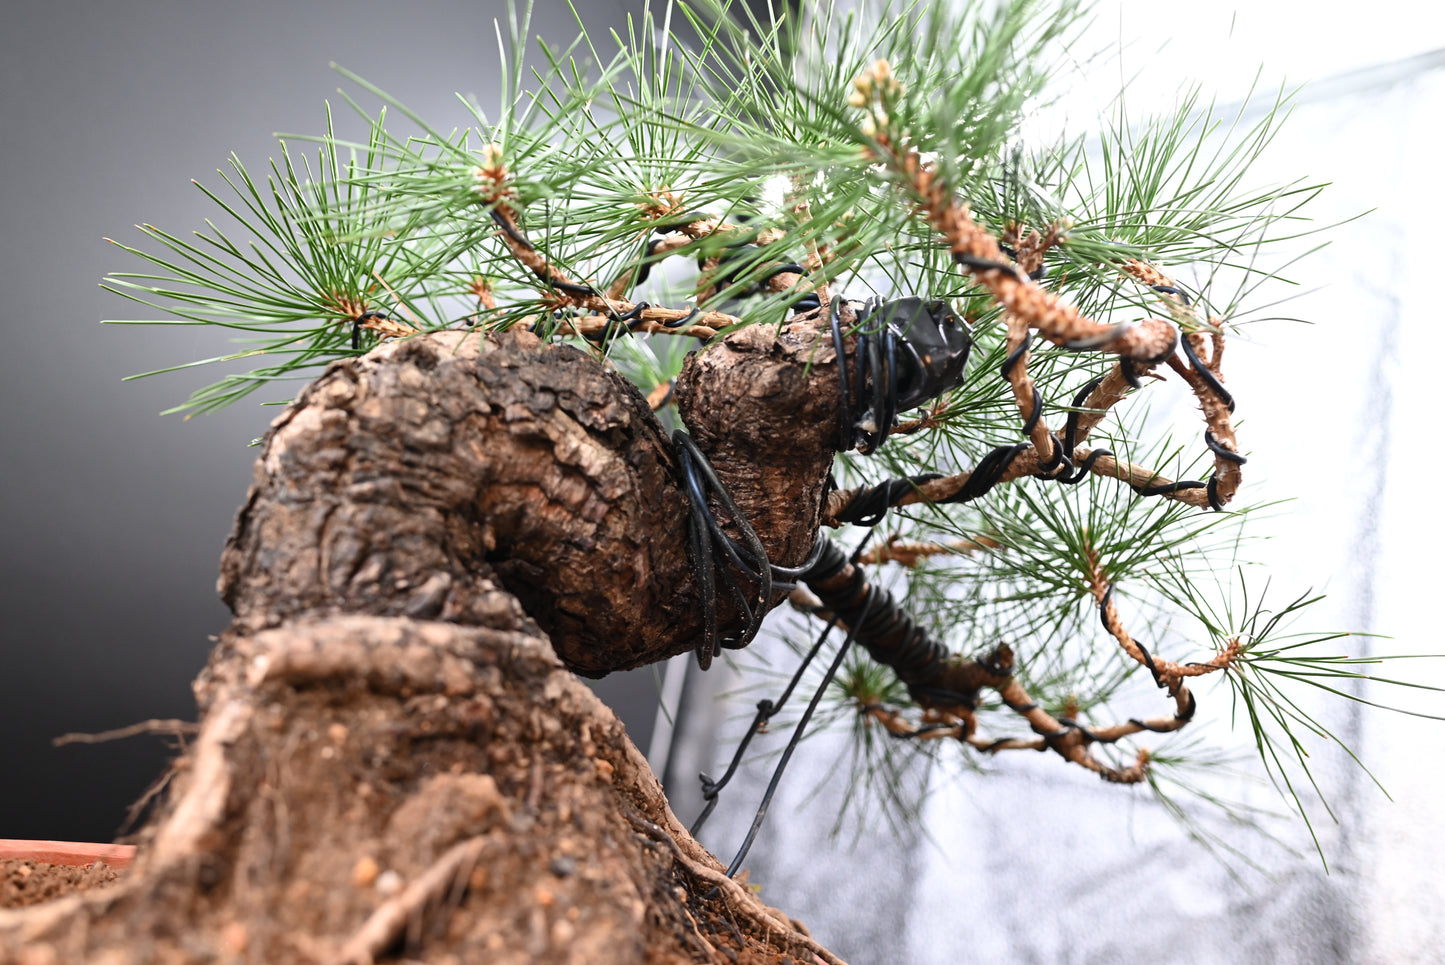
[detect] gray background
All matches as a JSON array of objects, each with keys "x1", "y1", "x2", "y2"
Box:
[{"x1": 0, "y1": 0, "x2": 658, "y2": 843}]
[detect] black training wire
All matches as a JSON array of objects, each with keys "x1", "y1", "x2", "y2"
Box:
[
  {"x1": 829, "y1": 296, "x2": 854, "y2": 451},
  {"x1": 799, "y1": 537, "x2": 961, "y2": 703},
  {"x1": 946, "y1": 443, "x2": 1030, "y2": 503},
  {"x1": 1061, "y1": 374, "x2": 1105, "y2": 453},
  {"x1": 1050, "y1": 374, "x2": 1109, "y2": 484},
  {"x1": 1132, "y1": 478, "x2": 1207, "y2": 498},
  {"x1": 689, "y1": 533, "x2": 874, "y2": 846},
  {"x1": 675, "y1": 430, "x2": 773, "y2": 669},
  {"x1": 663, "y1": 235, "x2": 1227, "y2": 849},
  {"x1": 666, "y1": 306, "x2": 702, "y2": 329},
  {"x1": 827, "y1": 441, "x2": 1032, "y2": 528},
  {"x1": 1178, "y1": 336, "x2": 1235, "y2": 413},
  {"x1": 489, "y1": 210, "x2": 605, "y2": 301},
  {"x1": 722, "y1": 584, "x2": 878, "y2": 879},
  {"x1": 674, "y1": 430, "x2": 826, "y2": 669},
  {"x1": 349, "y1": 310, "x2": 392, "y2": 351},
  {"x1": 1056, "y1": 448, "x2": 1111, "y2": 485},
  {"x1": 1000, "y1": 331, "x2": 1058, "y2": 470},
  {"x1": 1149, "y1": 283, "x2": 1192, "y2": 307},
  {"x1": 862, "y1": 300, "x2": 903, "y2": 454},
  {"x1": 1204, "y1": 430, "x2": 1246, "y2": 464},
  {"x1": 997, "y1": 242, "x2": 1049, "y2": 282},
  {"x1": 689, "y1": 611, "x2": 841, "y2": 836},
  {"x1": 952, "y1": 250, "x2": 1030, "y2": 281},
  {"x1": 1096, "y1": 586, "x2": 1201, "y2": 731},
  {"x1": 827, "y1": 295, "x2": 914, "y2": 456},
  {"x1": 829, "y1": 473, "x2": 943, "y2": 528},
  {"x1": 828, "y1": 329, "x2": 1248, "y2": 520}
]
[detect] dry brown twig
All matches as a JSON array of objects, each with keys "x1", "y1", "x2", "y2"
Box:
[{"x1": 853, "y1": 534, "x2": 1000, "y2": 567}]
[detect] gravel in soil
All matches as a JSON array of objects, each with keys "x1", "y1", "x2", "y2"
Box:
[{"x1": 1, "y1": 859, "x2": 123, "y2": 908}]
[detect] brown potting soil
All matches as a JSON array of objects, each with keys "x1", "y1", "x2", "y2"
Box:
[{"x1": 0, "y1": 860, "x2": 123, "y2": 909}]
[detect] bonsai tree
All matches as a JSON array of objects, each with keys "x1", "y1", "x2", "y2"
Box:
[{"x1": 2, "y1": 0, "x2": 1431, "y2": 961}]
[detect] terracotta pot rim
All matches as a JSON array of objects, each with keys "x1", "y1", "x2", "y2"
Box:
[{"x1": 0, "y1": 839, "x2": 135, "y2": 870}]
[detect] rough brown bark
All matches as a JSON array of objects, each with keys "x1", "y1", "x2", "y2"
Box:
[
  {"x1": 218, "y1": 322, "x2": 840, "y2": 676},
  {"x1": 673, "y1": 316, "x2": 846, "y2": 573},
  {"x1": 0, "y1": 322, "x2": 850, "y2": 964}
]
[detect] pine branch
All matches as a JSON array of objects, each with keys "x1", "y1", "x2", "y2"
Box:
[{"x1": 100, "y1": 0, "x2": 1442, "y2": 871}]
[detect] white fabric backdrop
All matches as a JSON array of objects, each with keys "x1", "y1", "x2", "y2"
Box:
[{"x1": 666, "y1": 42, "x2": 1445, "y2": 965}]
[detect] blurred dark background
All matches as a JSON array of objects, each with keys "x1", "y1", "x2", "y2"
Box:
[{"x1": 0, "y1": 0, "x2": 688, "y2": 843}]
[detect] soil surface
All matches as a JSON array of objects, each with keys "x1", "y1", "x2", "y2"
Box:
[{"x1": 0, "y1": 861, "x2": 122, "y2": 909}]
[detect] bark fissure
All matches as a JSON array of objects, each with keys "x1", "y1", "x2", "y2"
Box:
[{"x1": 1, "y1": 323, "x2": 849, "y2": 964}]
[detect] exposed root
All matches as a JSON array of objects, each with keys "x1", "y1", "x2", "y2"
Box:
[
  {"x1": 0, "y1": 614, "x2": 843, "y2": 964},
  {"x1": 335, "y1": 836, "x2": 489, "y2": 965}
]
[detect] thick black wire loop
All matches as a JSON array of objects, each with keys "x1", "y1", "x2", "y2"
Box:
[
  {"x1": 829, "y1": 473, "x2": 945, "y2": 528},
  {"x1": 1054, "y1": 448, "x2": 1111, "y2": 485},
  {"x1": 674, "y1": 429, "x2": 824, "y2": 670},
  {"x1": 946, "y1": 443, "x2": 1033, "y2": 502},
  {"x1": 675, "y1": 430, "x2": 772, "y2": 670},
  {"x1": 1204, "y1": 430, "x2": 1246, "y2": 465},
  {"x1": 829, "y1": 295, "x2": 906, "y2": 455}
]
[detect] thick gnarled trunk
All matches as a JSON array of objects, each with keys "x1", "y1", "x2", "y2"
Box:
[
  {"x1": 219, "y1": 323, "x2": 840, "y2": 676},
  {"x1": 0, "y1": 324, "x2": 848, "y2": 964}
]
